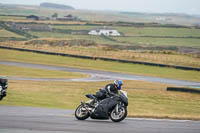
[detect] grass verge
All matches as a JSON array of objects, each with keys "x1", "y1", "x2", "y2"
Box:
[
  {"x1": 0, "y1": 80, "x2": 199, "y2": 120},
  {"x1": 0, "y1": 64, "x2": 89, "y2": 78}
]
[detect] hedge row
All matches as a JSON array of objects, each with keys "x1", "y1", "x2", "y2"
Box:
[
  {"x1": 0, "y1": 21, "x2": 38, "y2": 39},
  {"x1": 0, "y1": 37, "x2": 28, "y2": 42}
]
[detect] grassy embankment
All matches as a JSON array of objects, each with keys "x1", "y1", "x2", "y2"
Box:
[{"x1": 0, "y1": 49, "x2": 200, "y2": 82}]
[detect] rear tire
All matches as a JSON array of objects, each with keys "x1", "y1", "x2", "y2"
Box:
[
  {"x1": 110, "y1": 106, "x2": 127, "y2": 122},
  {"x1": 75, "y1": 105, "x2": 90, "y2": 120}
]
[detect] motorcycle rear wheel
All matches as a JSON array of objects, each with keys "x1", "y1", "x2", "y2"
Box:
[
  {"x1": 75, "y1": 105, "x2": 90, "y2": 120},
  {"x1": 0, "y1": 96, "x2": 3, "y2": 101},
  {"x1": 110, "y1": 106, "x2": 127, "y2": 122}
]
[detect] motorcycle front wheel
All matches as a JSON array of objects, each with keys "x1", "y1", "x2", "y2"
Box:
[
  {"x1": 75, "y1": 104, "x2": 90, "y2": 120},
  {"x1": 110, "y1": 106, "x2": 127, "y2": 122}
]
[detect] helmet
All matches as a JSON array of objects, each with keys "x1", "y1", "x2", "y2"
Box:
[{"x1": 114, "y1": 80, "x2": 123, "y2": 90}]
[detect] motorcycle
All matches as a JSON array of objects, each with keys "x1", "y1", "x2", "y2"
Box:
[
  {"x1": 75, "y1": 90, "x2": 128, "y2": 122},
  {"x1": 0, "y1": 77, "x2": 8, "y2": 101}
]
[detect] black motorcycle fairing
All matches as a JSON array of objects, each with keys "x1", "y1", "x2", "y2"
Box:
[
  {"x1": 119, "y1": 93, "x2": 128, "y2": 106},
  {"x1": 90, "y1": 96, "x2": 120, "y2": 119}
]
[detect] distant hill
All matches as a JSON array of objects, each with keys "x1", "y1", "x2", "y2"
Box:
[
  {"x1": 40, "y1": 2, "x2": 75, "y2": 10},
  {"x1": 0, "y1": 3, "x2": 200, "y2": 26}
]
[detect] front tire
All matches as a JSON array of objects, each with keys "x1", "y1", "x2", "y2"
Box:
[
  {"x1": 110, "y1": 106, "x2": 127, "y2": 122},
  {"x1": 75, "y1": 105, "x2": 90, "y2": 120}
]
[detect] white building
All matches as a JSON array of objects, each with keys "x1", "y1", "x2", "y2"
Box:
[{"x1": 88, "y1": 26, "x2": 121, "y2": 36}]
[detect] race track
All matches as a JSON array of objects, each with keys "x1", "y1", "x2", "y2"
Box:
[
  {"x1": 1, "y1": 61, "x2": 200, "y2": 87},
  {"x1": 0, "y1": 106, "x2": 199, "y2": 133},
  {"x1": 1, "y1": 61, "x2": 200, "y2": 132}
]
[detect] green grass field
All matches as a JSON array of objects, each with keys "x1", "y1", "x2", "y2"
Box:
[
  {"x1": 0, "y1": 16, "x2": 26, "y2": 21},
  {"x1": 28, "y1": 27, "x2": 200, "y2": 47},
  {"x1": 115, "y1": 26, "x2": 200, "y2": 37},
  {"x1": 28, "y1": 31, "x2": 117, "y2": 45},
  {"x1": 112, "y1": 36, "x2": 200, "y2": 47},
  {"x1": 0, "y1": 64, "x2": 88, "y2": 78},
  {"x1": 52, "y1": 25, "x2": 200, "y2": 38},
  {"x1": 0, "y1": 48, "x2": 200, "y2": 82},
  {"x1": 0, "y1": 29, "x2": 25, "y2": 38}
]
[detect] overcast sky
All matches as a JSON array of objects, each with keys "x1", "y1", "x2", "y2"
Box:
[{"x1": 1, "y1": 0, "x2": 200, "y2": 15}]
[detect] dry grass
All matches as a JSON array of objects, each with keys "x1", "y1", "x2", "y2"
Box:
[
  {"x1": 1, "y1": 80, "x2": 200, "y2": 120},
  {"x1": 1, "y1": 41, "x2": 200, "y2": 68}
]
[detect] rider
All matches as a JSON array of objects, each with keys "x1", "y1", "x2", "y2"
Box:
[{"x1": 95, "y1": 80, "x2": 123, "y2": 100}]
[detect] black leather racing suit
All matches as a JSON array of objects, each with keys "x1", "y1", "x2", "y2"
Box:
[{"x1": 95, "y1": 84, "x2": 118, "y2": 100}]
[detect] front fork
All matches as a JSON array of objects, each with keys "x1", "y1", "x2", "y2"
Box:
[
  {"x1": 115, "y1": 102, "x2": 125, "y2": 114},
  {"x1": 115, "y1": 104, "x2": 119, "y2": 114},
  {"x1": 81, "y1": 101, "x2": 92, "y2": 114}
]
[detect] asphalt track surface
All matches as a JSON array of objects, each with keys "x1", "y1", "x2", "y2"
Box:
[
  {"x1": 1, "y1": 61, "x2": 200, "y2": 87},
  {"x1": 0, "y1": 105, "x2": 200, "y2": 133}
]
